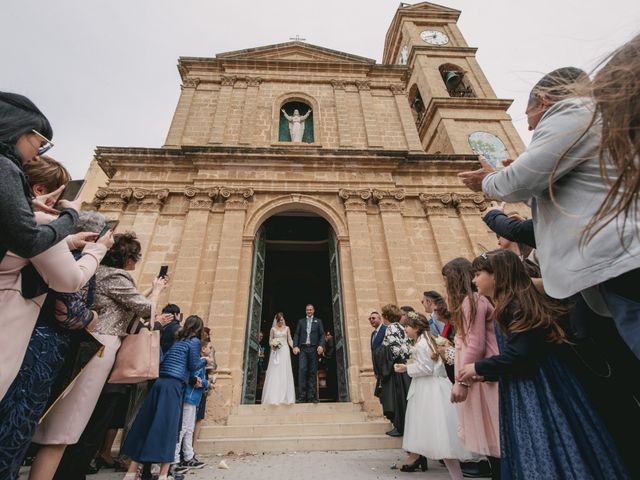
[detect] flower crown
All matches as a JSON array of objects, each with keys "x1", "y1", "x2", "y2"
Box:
[{"x1": 407, "y1": 311, "x2": 419, "y2": 321}]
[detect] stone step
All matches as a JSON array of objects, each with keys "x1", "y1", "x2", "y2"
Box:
[
  {"x1": 232, "y1": 402, "x2": 359, "y2": 415},
  {"x1": 197, "y1": 434, "x2": 403, "y2": 454},
  {"x1": 200, "y1": 420, "x2": 391, "y2": 438},
  {"x1": 226, "y1": 410, "x2": 367, "y2": 425}
]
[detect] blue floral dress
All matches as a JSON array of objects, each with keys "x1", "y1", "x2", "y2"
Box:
[{"x1": 476, "y1": 313, "x2": 630, "y2": 480}]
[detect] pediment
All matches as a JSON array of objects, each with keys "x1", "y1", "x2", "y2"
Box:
[
  {"x1": 400, "y1": 2, "x2": 461, "y2": 15},
  {"x1": 216, "y1": 41, "x2": 375, "y2": 64}
]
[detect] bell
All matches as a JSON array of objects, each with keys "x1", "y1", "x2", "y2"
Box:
[{"x1": 445, "y1": 71, "x2": 463, "y2": 91}]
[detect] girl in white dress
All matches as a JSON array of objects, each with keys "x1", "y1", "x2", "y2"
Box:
[
  {"x1": 394, "y1": 312, "x2": 472, "y2": 479},
  {"x1": 261, "y1": 312, "x2": 296, "y2": 405}
]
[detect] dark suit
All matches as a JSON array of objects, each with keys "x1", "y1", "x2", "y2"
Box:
[
  {"x1": 293, "y1": 316, "x2": 326, "y2": 401},
  {"x1": 371, "y1": 324, "x2": 387, "y2": 377}
]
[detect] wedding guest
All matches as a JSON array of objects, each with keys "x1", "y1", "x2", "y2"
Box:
[
  {"x1": 458, "y1": 250, "x2": 630, "y2": 479},
  {"x1": 173, "y1": 340, "x2": 211, "y2": 473},
  {"x1": 192, "y1": 329, "x2": 216, "y2": 457},
  {"x1": 159, "y1": 303, "x2": 181, "y2": 353},
  {"x1": 422, "y1": 291, "x2": 456, "y2": 383},
  {"x1": 395, "y1": 311, "x2": 472, "y2": 478},
  {"x1": 0, "y1": 209, "x2": 112, "y2": 480},
  {"x1": 375, "y1": 304, "x2": 411, "y2": 437},
  {"x1": 399, "y1": 306, "x2": 414, "y2": 327},
  {"x1": 0, "y1": 161, "x2": 107, "y2": 402},
  {"x1": 0, "y1": 92, "x2": 80, "y2": 262},
  {"x1": 31, "y1": 233, "x2": 167, "y2": 480},
  {"x1": 121, "y1": 315, "x2": 208, "y2": 480},
  {"x1": 458, "y1": 67, "x2": 640, "y2": 358},
  {"x1": 369, "y1": 311, "x2": 386, "y2": 383},
  {"x1": 442, "y1": 258, "x2": 501, "y2": 477}
]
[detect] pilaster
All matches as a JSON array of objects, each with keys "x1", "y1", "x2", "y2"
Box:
[
  {"x1": 356, "y1": 81, "x2": 383, "y2": 148},
  {"x1": 372, "y1": 188, "x2": 417, "y2": 306},
  {"x1": 165, "y1": 77, "x2": 200, "y2": 146},
  {"x1": 208, "y1": 76, "x2": 236, "y2": 144},
  {"x1": 239, "y1": 77, "x2": 262, "y2": 145},
  {"x1": 331, "y1": 79, "x2": 353, "y2": 148}
]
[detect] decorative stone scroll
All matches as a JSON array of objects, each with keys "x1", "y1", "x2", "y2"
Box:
[
  {"x1": 94, "y1": 187, "x2": 133, "y2": 212},
  {"x1": 456, "y1": 193, "x2": 488, "y2": 214},
  {"x1": 389, "y1": 84, "x2": 406, "y2": 95},
  {"x1": 355, "y1": 81, "x2": 370, "y2": 91},
  {"x1": 247, "y1": 77, "x2": 263, "y2": 87},
  {"x1": 132, "y1": 188, "x2": 170, "y2": 212},
  {"x1": 220, "y1": 75, "x2": 237, "y2": 87},
  {"x1": 330, "y1": 79, "x2": 346, "y2": 90},
  {"x1": 219, "y1": 187, "x2": 254, "y2": 210},
  {"x1": 372, "y1": 188, "x2": 406, "y2": 212},
  {"x1": 419, "y1": 192, "x2": 487, "y2": 216},
  {"x1": 182, "y1": 77, "x2": 201, "y2": 89},
  {"x1": 184, "y1": 187, "x2": 219, "y2": 210},
  {"x1": 338, "y1": 188, "x2": 371, "y2": 212}
]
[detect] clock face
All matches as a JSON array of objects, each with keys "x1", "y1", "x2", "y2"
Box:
[
  {"x1": 420, "y1": 30, "x2": 449, "y2": 45},
  {"x1": 468, "y1": 132, "x2": 509, "y2": 168}
]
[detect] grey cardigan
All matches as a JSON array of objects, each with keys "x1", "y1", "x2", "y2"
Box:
[{"x1": 482, "y1": 97, "x2": 640, "y2": 299}]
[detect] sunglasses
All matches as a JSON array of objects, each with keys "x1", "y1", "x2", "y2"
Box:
[{"x1": 31, "y1": 129, "x2": 54, "y2": 155}]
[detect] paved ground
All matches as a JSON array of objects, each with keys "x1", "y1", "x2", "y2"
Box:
[{"x1": 20, "y1": 450, "x2": 453, "y2": 479}]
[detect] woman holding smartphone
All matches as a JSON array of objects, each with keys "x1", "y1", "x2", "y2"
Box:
[{"x1": 30, "y1": 233, "x2": 168, "y2": 480}]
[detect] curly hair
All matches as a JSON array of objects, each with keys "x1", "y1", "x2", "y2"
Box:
[
  {"x1": 381, "y1": 304, "x2": 403, "y2": 323},
  {"x1": 101, "y1": 232, "x2": 141, "y2": 269}
]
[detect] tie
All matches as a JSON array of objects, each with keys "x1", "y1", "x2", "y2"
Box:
[{"x1": 306, "y1": 317, "x2": 312, "y2": 344}]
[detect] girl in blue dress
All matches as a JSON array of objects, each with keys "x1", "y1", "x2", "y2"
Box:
[
  {"x1": 458, "y1": 249, "x2": 630, "y2": 480},
  {"x1": 121, "y1": 315, "x2": 207, "y2": 480}
]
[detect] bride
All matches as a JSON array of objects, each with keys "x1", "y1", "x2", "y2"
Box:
[{"x1": 261, "y1": 312, "x2": 296, "y2": 405}]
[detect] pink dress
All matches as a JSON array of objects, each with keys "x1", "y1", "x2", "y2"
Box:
[
  {"x1": 0, "y1": 213, "x2": 106, "y2": 400},
  {"x1": 454, "y1": 294, "x2": 501, "y2": 457}
]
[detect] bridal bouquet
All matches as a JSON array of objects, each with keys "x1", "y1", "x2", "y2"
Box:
[
  {"x1": 270, "y1": 338, "x2": 283, "y2": 350},
  {"x1": 435, "y1": 335, "x2": 452, "y2": 347}
]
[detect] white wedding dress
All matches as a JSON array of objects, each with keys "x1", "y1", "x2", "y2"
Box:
[{"x1": 261, "y1": 327, "x2": 296, "y2": 405}]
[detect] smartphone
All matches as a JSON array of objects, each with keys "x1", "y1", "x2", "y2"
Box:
[
  {"x1": 95, "y1": 220, "x2": 119, "y2": 242},
  {"x1": 159, "y1": 265, "x2": 169, "y2": 278},
  {"x1": 55, "y1": 180, "x2": 84, "y2": 205}
]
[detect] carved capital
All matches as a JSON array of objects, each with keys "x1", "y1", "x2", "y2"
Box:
[
  {"x1": 389, "y1": 84, "x2": 406, "y2": 95},
  {"x1": 220, "y1": 75, "x2": 236, "y2": 87},
  {"x1": 456, "y1": 193, "x2": 488, "y2": 214},
  {"x1": 330, "y1": 79, "x2": 346, "y2": 90},
  {"x1": 184, "y1": 187, "x2": 219, "y2": 210},
  {"x1": 247, "y1": 77, "x2": 262, "y2": 87},
  {"x1": 220, "y1": 187, "x2": 254, "y2": 210},
  {"x1": 355, "y1": 80, "x2": 370, "y2": 91},
  {"x1": 372, "y1": 189, "x2": 405, "y2": 213},
  {"x1": 94, "y1": 187, "x2": 133, "y2": 212},
  {"x1": 339, "y1": 189, "x2": 371, "y2": 213},
  {"x1": 419, "y1": 192, "x2": 458, "y2": 216},
  {"x1": 402, "y1": 67, "x2": 414, "y2": 83},
  {"x1": 182, "y1": 77, "x2": 201, "y2": 89},
  {"x1": 372, "y1": 188, "x2": 405, "y2": 202},
  {"x1": 132, "y1": 188, "x2": 169, "y2": 212}
]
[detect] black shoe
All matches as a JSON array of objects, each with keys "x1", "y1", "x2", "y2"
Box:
[
  {"x1": 461, "y1": 460, "x2": 492, "y2": 478},
  {"x1": 385, "y1": 428, "x2": 403, "y2": 437},
  {"x1": 86, "y1": 458, "x2": 99, "y2": 475},
  {"x1": 296, "y1": 397, "x2": 307, "y2": 403},
  {"x1": 311, "y1": 397, "x2": 318, "y2": 404},
  {"x1": 400, "y1": 456, "x2": 428, "y2": 472}
]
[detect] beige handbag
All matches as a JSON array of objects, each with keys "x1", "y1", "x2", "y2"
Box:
[{"x1": 109, "y1": 314, "x2": 160, "y2": 384}]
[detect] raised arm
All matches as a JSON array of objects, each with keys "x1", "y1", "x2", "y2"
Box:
[
  {"x1": 482, "y1": 98, "x2": 599, "y2": 202},
  {"x1": 300, "y1": 109, "x2": 311, "y2": 120},
  {"x1": 281, "y1": 109, "x2": 292, "y2": 121},
  {"x1": 0, "y1": 159, "x2": 78, "y2": 259},
  {"x1": 483, "y1": 210, "x2": 536, "y2": 248}
]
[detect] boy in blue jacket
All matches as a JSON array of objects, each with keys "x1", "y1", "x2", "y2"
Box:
[{"x1": 174, "y1": 340, "x2": 211, "y2": 472}]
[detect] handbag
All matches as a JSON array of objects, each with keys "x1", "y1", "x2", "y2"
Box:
[{"x1": 108, "y1": 309, "x2": 160, "y2": 384}]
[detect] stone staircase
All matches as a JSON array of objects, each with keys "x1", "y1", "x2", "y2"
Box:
[{"x1": 197, "y1": 402, "x2": 402, "y2": 454}]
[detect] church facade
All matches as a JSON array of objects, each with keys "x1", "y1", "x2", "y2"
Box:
[{"x1": 85, "y1": 2, "x2": 525, "y2": 421}]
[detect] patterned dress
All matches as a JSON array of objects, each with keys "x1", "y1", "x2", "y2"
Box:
[{"x1": 0, "y1": 256, "x2": 97, "y2": 480}]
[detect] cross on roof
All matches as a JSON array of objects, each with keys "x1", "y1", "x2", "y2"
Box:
[{"x1": 289, "y1": 34, "x2": 307, "y2": 42}]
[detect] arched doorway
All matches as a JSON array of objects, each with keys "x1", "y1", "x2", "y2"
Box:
[{"x1": 241, "y1": 212, "x2": 349, "y2": 404}]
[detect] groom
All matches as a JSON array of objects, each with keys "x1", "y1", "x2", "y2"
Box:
[{"x1": 293, "y1": 304, "x2": 326, "y2": 403}]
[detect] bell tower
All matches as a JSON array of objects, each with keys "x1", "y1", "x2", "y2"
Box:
[{"x1": 383, "y1": 2, "x2": 525, "y2": 166}]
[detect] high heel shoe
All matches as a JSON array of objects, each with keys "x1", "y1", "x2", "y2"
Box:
[{"x1": 400, "y1": 456, "x2": 428, "y2": 472}]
